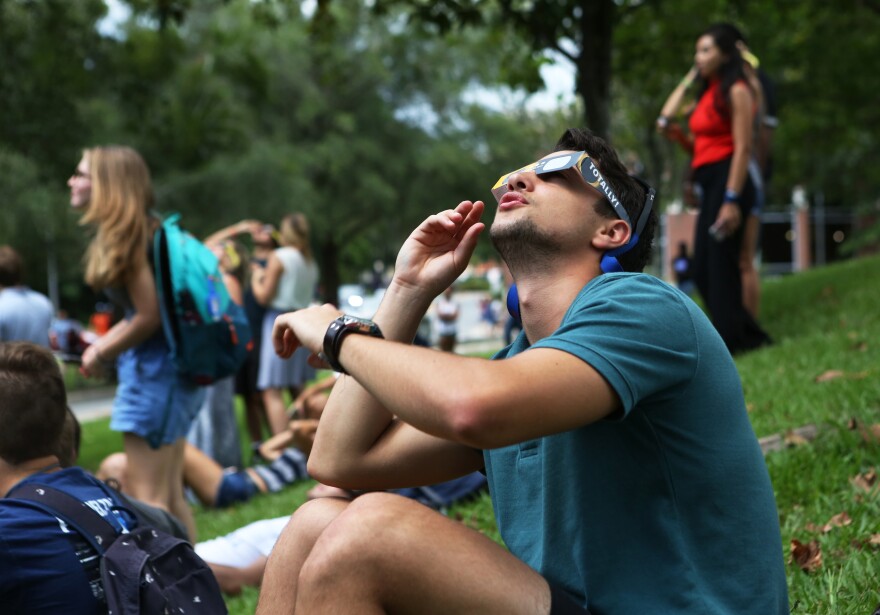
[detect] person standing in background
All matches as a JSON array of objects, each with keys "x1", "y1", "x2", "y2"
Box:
[
  {"x1": 672, "y1": 241, "x2": 695, "y2": 297},
  {"x1": 435, "y1": 286, "x2": 459, "y2": 352},
  {"x1": 251, "y1": 213, "x2": 319, "y2": 435},
  {"x1": 657, "y1": 24, "x2": 771, "y2": 354},
  {"x1": 0, "y1": 245, "x2": 54, "y2": 347},
  {"x1": 186, "y1": 237, "x2": 248, "y2": 469},
  {"x1": 69, "y1": 146, "x2": 204, "y2": 540},
  {"x1": 727, "y1": 23, "x2": 779, "y2": 320},
  {"x1": 205, "y1": 220, "x2": 280, "y2": 451}
]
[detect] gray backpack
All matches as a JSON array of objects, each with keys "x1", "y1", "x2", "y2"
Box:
[{"x1": 11, "y1": 483, "x2": 227, "y2": 615}]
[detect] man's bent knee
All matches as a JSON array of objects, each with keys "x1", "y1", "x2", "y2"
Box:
[
  {"x1": 289, "y1": 496, "x2": 350, "y2": 542},
  {"x1": 302, "y1": 493, "x2": 425, "y2": 576}
]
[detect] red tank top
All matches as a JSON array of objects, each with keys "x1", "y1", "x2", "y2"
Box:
[{"x1": 689, "y1": 80, "x2": 745, "y2": 169}]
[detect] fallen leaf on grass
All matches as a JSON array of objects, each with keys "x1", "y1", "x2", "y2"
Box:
[
  {"x1": 790, "y1": 539, "x2": 822, "y2": 572},
  {"x1": 784, "y1": 431, "x2": 810, "y2": 447},
  {"x1": 860, "y1": 424, "x2": 880, "y2": 444},
  {"x1": 805, "y1": 512, "x2": 852, "y2": 534},
  {"x1": 823, "y1": 512, "x2": 852, "y2": 532},
  {"x1": 849, "y1": 534, "x2": 880, "y2": 551},
  {"x1": 815, "y1": 370, "x2": 845, "y2": 383},
  {"x1": 815, "y1": 370, "x2": 871, "y2": 383},
  {"x1": 852, "y1": 341, "x2": 868, "y2": 352},
  {"x1": 851, "y1": 469, "x2": 878, "y2": 491},
  {"x1": 846, "y1": 418, "x2": 880, "y2": 443},
  {"x1": 746, "y1": 402, "x2": 755, "y2": 413}
]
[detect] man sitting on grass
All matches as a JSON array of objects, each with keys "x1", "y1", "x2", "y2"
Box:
[
  {"x1": 0, "y1": 342, "x2": 139, "y2": 613},
  {"x1": 256, "y1": 128, "x2": 789, "y2": 614}
]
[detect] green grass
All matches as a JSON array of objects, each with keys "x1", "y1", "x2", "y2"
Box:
[{"x1": 74, "y1": 254, "x2": 880, "y2": 613}]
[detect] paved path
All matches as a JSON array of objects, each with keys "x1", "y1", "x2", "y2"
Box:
[{"x1": 68, "y1": 386, "x2": 116, "y2": 423}]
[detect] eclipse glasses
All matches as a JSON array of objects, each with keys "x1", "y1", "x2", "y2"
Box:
[
  {"x1": 492, "y1": 151, "x2": 654, "y2": 242},
  {"x1": 491, "y1": 150, "x2": 656, "y2": 274}
]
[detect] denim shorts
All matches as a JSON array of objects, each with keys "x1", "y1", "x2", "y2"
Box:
[{"x1": 110, "y1": 334, "x2": 205, "y2": 449}]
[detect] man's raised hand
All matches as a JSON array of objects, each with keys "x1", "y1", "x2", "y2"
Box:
[
  {"x1": 272, "y1": 304, "x2": 343, "y2": 360},
  {"x1": 392, "y1": 200, "x2": 485, "y2": 298}
]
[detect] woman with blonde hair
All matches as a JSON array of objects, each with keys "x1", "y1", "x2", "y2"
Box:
[
  {"x1": 69, "y1": 146, "x2": 204, "y2": 539},
  {"x1": 251, "y1": 213, "x2": 319, "y2": 435}
]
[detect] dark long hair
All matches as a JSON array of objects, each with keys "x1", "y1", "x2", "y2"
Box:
[{"x1": 696, "y1": 23, "x2": 751, "y2": 120}]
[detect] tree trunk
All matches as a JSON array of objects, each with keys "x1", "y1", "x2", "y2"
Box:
[
  {"x1": 576, "y1": 0, "x2": 616, "y2": 141},
  {"x1": 318, "y1": 235, "x2": 340, "y2": 307}
]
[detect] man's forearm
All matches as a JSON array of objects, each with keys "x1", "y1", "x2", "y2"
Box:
[
  {"x1": 303, "y1": 199, "x2": 487, "y2": 485},
  {"x1": 309, "y1": 282, "x2": 436, "y2": 473}
]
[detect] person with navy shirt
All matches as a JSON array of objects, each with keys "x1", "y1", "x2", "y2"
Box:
[
  {"x1": 256, "y1": 128, "x2": 788, "y2": 614},
  {"x1": 0, "y1": 342, "x2": 137, "y2": 614}
]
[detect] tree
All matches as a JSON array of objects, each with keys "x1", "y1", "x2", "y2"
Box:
[
  {"x1": 116, "y1": 0, "x2": 555, "y2": 304},
  {"x1": 0, "y1": 0, "x2": 109, "y2": 181},
  {"x1": 373, "y1": 0, "x2": 656, "y2": 140},
  {"x1": 0, "y1": 0, "x2": 113, "y2": 309}
]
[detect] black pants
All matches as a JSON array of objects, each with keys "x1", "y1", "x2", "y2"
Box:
[{"x1": 692, "y1": 158, "x2": 771, "y2": 354}]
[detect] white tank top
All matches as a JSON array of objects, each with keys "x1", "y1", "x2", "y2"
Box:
[{"x1": 270, "y1": 247, "x2": 319, "y2": 311}]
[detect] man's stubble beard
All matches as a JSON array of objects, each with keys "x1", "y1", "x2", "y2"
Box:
[{"x1": 489, "y1": 218, "x2": 559, "y2": 277}]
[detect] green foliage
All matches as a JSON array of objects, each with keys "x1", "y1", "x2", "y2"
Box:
[
  {"x1": 0, "y1": 0, "x2": 108, "y2": 179},
  {"x1": 3, "y1": 0, "x2": 878, "y2": 325}
]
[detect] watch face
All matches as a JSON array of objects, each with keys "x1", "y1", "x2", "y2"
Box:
[{"x1": 341, "y1": 315, "x2": 375, "y2": 334}]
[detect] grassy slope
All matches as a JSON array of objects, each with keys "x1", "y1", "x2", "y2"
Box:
[
  {"x1": 741, "y1": 256, "x2": 880, "y2": 613},
  {"x1": 75, "y1": 254, "x2": 880, "y2": 613}
]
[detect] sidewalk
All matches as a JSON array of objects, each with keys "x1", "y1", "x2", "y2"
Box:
[{"x1": 68, "y1": 385, "x2": 116, "y2": 423}]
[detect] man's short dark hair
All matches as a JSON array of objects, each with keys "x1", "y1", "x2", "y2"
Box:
[
  {"x1": 554, "y1": 128, "x2": 657, "y2": 273},
  {"x1": 0, "y1": 245, "x2": 24, "y2": 287},
  {"x1": 0, "y1": 342, "x2": 67, "y2": 465}
]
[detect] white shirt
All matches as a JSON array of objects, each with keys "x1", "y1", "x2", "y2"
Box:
[{"x1": 270, "y1": 247, "x2": 319, "y2": 311}]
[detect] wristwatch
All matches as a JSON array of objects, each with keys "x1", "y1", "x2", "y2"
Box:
[{"x1": 322, "y1": 315, "x2": 384, "y2": 375}]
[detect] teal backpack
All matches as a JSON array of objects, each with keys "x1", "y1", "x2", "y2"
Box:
[{"x1": 153, "y1": 214, "x2": 252, "y2": 385}]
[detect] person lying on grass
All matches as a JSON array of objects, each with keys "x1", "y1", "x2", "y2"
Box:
[{"x1": 97, "y1": 421, "x2": 313, "y2": 509}]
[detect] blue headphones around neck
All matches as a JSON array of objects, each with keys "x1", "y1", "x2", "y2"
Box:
[{"x1": 505, "y1": 175, "x2": 656, "y2": 327}]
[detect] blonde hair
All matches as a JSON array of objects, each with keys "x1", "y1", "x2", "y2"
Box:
[
  {"x1": 279, "y1": 213, "x2": 313, "y2": 261},
  {"x1": 80, "y1": 146, "x2": 153, "y2": 289}
]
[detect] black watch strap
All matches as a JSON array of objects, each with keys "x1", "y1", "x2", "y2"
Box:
[{"x1": 322, "y1": 316, "x2": 384, "y2": 375}]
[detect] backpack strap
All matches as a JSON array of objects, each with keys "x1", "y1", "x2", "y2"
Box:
[{"x1": 8, "y1": 483, "x2": 120, "y2": 554}]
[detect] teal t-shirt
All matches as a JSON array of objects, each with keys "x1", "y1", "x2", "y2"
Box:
[{"x1": 484, "y1": 273, "x2": 788, "y2": 614}]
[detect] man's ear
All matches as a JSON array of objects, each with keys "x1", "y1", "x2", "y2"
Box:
[{"x1": 591, "y1": 219, "x2": 631, "y2": 251}]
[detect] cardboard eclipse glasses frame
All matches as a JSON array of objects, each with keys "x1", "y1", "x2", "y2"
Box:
[{"x1": 491, "y1": 150, "x2": 655, "y2": 240}]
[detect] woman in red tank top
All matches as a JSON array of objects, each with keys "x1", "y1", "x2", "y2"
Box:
[{"x1": 656, "y1": 24, "x2": 771, "y2": 354}]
